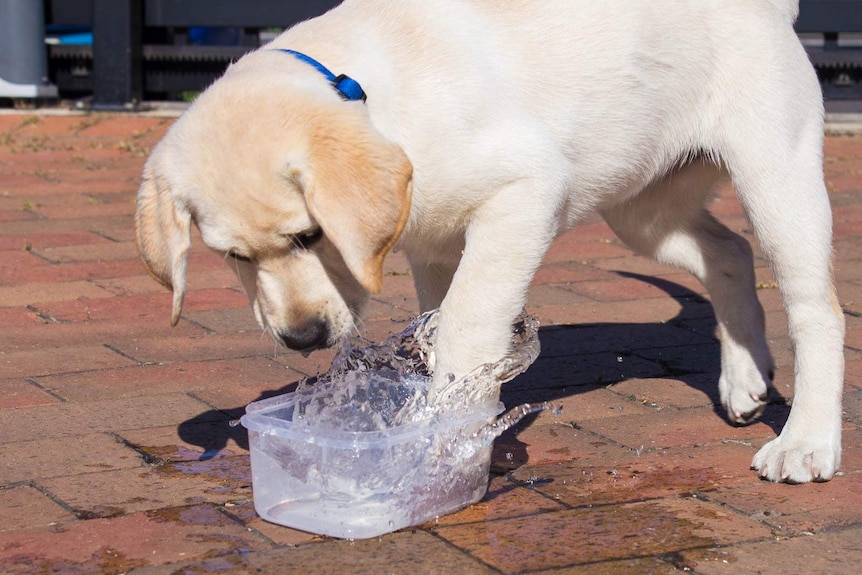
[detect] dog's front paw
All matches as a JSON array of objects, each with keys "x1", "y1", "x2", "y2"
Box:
[{"x1": 752, "y1": 434, "x2": 841, "y2": 483}]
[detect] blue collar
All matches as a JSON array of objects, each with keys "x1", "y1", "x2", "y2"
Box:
[{"x1": 273, "y1": 49, "x2": 367, "y2": 103}]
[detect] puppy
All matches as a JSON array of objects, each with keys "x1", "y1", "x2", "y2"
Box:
[{"x1": 135, "y1": 0, "x2": 844, "y2": 484}]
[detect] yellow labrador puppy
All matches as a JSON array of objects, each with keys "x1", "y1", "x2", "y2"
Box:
[{"x1": 136, "y1": 0, "x2": 844, "y2": 484}]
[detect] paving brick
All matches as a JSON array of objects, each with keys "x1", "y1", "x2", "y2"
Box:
[
  {"x1": 12, "y1": 115, "x2": 89, "y2": 137},
  {"x1": 133, "y1": 530, "x2": 496, "y2": 575},
  {"x1": 34, "y1": 357, "x2": 296, "y2": 403},
  {"x1": 0, "y1": 307, "x2": 43, "y2": 329},
  {"x1": 532, "y1": 261, "x2": 618, "y2": 285},
  {"x1": 705, "y1": 474, "x2": 862, "y2": 536},
  {"x1": 432, "y1": 474, "x2": 568, "y2": 527},
  {"x1": 0, "y1": 433, "x2": 140, "y2": 484},
  {"x1": 106, "y1": 333, "x2": 283, "y2": 365},
  {"x1": 1, "y1": 116, "x2": 860, "y2": 572},
  {"x1": 434, "y1": 497, "x2": 772, "y2": 573},
  {"x1": 608, "y1": 375, "x2": 721, "y2": 409},
  {"x1": 576, "y1": 404, "x2": 786, "y2": 451},
  {"x1": 119, "y1": 423, "x2": 250, "y2": 462},
  {"x1": 563, "y1": 273, "x2": 707, "y2": 302},
  {"x1": 33, "y1": 288, "x2": 247, "y2": 324},
  {"x1": 0, "y1": 231, "x2": 112, "y2": 252},
  {"x1": 0, "y1": 484, "x2": 75, "y2": 531},
  {"x1": 0, "y1": 344, "x2": 136, "y2": 380},
  {"x1": 505, "y1": 441, "x2": 764, "y2": 509},
  {"x1": 0, "y1": 259, "x2": 151, "y2": 288},
  {"x1": 529, "y1": 294, "x2": 714, "y2": 327},
  {"x1": 34, "y1": 240, "x2": 138, "y2": 264},
  {"x1": 39, "y1": 456, "x2": 252, "y2": 517},
  {"x1": 0, "y1": 504, "x2": 271, "y2": 574},
  {"x1": 491, "y1": 417, "x2": 628, "y2": 472},
  {"x1": 0, "y1": 379, "x2": 60, "y2": 409},
  {"x1": 2, "y1": 314, "x2": 206, "y2": 354},
  {"x1": 0, "y1": 392, "x2": 219, "y2": 443},
  {"x1": 0, "y1": 114, "x2": 27, "y2": 133},
  {"x1": 219, "y1": 500, "x2": 320, "y2": 547},
  {"x1": 531, "y1": 557, "x2": 681, "y2": 574},
  {"x1": 679, "y1": 525, "x2": 862, "y2": 575},
  {"x1": 78, "y1": 116, "x2": 171, "y2": 138}
]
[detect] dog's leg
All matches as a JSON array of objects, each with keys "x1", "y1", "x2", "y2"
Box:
[
  {"x1": 429, "y1": 179, "x2": 559, "y2": 397},
  {"x1": 602, "y1": 162, "x2": 774, "y2": 425},
  {"x1": 718, "y1": 105, "x2": 844, "y2": 483},
  {"x1": 408, "y1": 258, "x2": 459, "y2": 313}
]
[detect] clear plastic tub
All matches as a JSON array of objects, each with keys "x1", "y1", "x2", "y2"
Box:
[
  {"x1": 240, "y1": 310, "x2": 544, "y2": 539},
  {"x1": 241, "y1": 392, "x2": 504, "y2": 540}
]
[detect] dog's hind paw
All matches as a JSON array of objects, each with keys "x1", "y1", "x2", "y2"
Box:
[{"x1": 752, "y1": 435, "x2": 840, "y2": 483}]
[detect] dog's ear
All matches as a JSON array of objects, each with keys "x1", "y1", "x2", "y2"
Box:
[
  {"x1": 134, "y1": 155, "x2": 192, "y2": 326},
  {"x1": 303, "y1": 110, "x2": 412, "y2": 293}
]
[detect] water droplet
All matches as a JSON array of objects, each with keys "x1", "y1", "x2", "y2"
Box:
[
  {"x1": 228, "y1": 419, "x2": 241, "y2": 427},
  {"x1": 616, "y1": 356, "x2": 624, "y2": 363},
  {"x1": 505, "y1": 452, "x2": 514, "y2": 461}
]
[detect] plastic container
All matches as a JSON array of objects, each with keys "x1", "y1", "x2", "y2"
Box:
[{"x1": 241, "y1": 392, "x2": 504, "y2": 539}]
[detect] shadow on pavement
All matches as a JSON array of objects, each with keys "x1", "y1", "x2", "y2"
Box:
[{"x1": 177, "y1": 272, "x2": 789, "y2": 464}]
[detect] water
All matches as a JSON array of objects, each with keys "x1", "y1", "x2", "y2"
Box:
[
  {"x1": 254, "y1": 309, "x2": 559, "y2": 537},
  {"x1": 291, "y1": 309, "x2": 547, "y2": 431}
]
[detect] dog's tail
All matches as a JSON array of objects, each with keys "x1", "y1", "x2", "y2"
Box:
[{"x1": 767, "y1": 0, "x2": 800, "y2": 23}]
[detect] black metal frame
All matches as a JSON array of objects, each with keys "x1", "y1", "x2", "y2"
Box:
[
  {"x1": 44, "y1": 0, "x2": 862, "y2": 110},
  {"x1": 47, "y1": 0, "x2": 341, "y2": 108}
]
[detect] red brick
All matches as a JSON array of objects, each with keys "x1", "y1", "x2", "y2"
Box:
[
  {"x1": 105, "y1": 333, "x2": 282, "y2": 365},
  {"x1": 0, "y1": 344, "x2": 136, "y2": 380},
  {"x1": 576, "y1": 404, "x2": 785, "y2": 451},
  {"x1": 0, "y1": 433, "x2": 140, "y2": 484},
  {"x1": 528, "y1": 294, "x2": 707, "y2": 326},
  {"x1": 680, "y1": 525, "x2": 862, "y2": 574},
  {"x1": 34, "y1": 357, "x2": 298, "y2": 403},
  {"x1": 706, "y1": 474, "x2": 862, "y2": 536},
  {"x1": 0, "y1": 505, "x2": 271, "y2": 572},
  {"x1": 0, "y1": 485, "x2": 75, "y2": 530},
  {"x1": 434, "y1": 497, "x2": 772, "y2": 572},
  {"x1": 39, "y1": 457, "x2": 253, "y2": 516},
  {"x1": 608, "y1": 375, "x2": 720, "y2": 410},
  {"x1": 0, "y1": 278, "x2": 112, "y2": 307},
  {"x1": 13, "y1": 114, "x2": 89, "y2": 136},
  {"x1": 505, "y1": 445, "x2": 762, "y2": 516},
  {"x1": 0, "y1": 379, "x2": 59, "y2": 409},
  {"x1": 0, "y1": 208, "x2": 40, "y2": 223},
  {"x1": 78, "y1": 115, "x2": 171, "y2": 138},
  {"x1": 0, "y1": 114, "x2": 28, "y2": 133},
  {"x1": 0, "y1": 392, "x2": 220, "y2": 443},
  {"x1": 219, "y1": 500, "x2": 320, "y2": 547},
  {"x1": 0, "y1": 231, "x2": 111, "y2": 252},
  {"x1": 31, "y1": 288, "x2": 246, "y2": 323}
]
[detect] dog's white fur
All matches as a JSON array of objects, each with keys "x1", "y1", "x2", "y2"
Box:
[{"x1": 136, "y1": 0, "x2": 845, "y2": 483}]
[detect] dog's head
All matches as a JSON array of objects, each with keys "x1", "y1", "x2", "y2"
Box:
[{"x1": 135, "y1": 66, "x2": 413, "y2": 351}]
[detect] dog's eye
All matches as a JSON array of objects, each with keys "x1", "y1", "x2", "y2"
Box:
[
  {"x1": 228, "y1": 251, "x2": 253, "y2": 263},
  {"x1": 294, "y1": 228, "x2": 323, "y2": 250}
]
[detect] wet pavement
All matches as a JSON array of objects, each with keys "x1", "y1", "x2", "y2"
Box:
[{"x1": 0, "y1": 111, "x2": 860, "y2": 574}]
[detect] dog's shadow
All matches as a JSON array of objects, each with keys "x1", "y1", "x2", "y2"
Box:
[{"x1": 177, "y1": 272, "x2": 789, "y2": 464}]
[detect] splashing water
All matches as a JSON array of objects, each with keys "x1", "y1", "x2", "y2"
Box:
[
  {"x1": 292, "y1": 309, "x2": 547, "y2": 430},
  {"x1": 243, "y1": 309, "x2": 562, "y2": 538}
]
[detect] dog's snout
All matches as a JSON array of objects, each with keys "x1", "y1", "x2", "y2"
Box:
[{"x1": 279, "y1": 321, "x2": 329, "y2": 352}]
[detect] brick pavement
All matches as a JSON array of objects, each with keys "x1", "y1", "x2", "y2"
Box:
[{"x1": 0, "y1": 111, "x2": 860, "y2": 574}]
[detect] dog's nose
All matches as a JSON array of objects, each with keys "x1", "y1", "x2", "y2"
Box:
[{"x1": 279, "y1": 322, "x2": 329, "y2": 352}]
